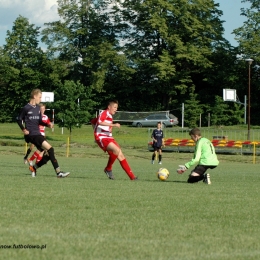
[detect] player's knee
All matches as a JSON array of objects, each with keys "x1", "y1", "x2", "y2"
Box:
[
  {"x1": 187, "y1": 176, "x2": 201, "y2": 183},
  {"x1": 190, "y1": 172, "x2": 200, "y2": 177},
  {"x1": 117, "y1": 153, "x2": 125, "y2": 161},
  {"x1": 187, "y1": 173, "x2": 204, "y2": 183},
  {"x1": 47, "y1": 147, "x2": 54, "y2": 155},
  {"x1": 112, "y1": 147, "x2": 121, "y2": 156}
]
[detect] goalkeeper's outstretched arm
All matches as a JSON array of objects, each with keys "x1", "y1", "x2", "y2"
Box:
[{"x1": 177, "y1": 165, "x2": 187, "y2": 174}]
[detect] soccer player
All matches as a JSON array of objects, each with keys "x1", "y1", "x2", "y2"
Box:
[
  {"x1": 27, "y1": 103, "x2": 51, "y2": 164},
  {"x1": 17, "y1": 89, "x2": 70, "y2": 178},
  {"x1": 91, "y1": 100, "x2": 137, "y2": 180},
  {"x1": 177, "y1": 127, "x2": 219, "y2": 184},
  {"x1": 151, "y1": 122, "x2": 164, "y2": 164}
]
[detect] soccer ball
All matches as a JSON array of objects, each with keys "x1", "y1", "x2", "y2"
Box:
[{"x1": 157, "y1": 168, "x2": 170, "y2": 181}]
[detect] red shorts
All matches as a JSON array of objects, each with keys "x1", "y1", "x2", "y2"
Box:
[{"x1": 96, "y1": 137, "x2": 120, "y2": 152}]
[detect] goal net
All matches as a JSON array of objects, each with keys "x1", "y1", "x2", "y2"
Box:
[{"x1": 98, "y1": 110, "x2": 170, "y2": 122}]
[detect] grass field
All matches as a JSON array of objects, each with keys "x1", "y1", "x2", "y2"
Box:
[{"x1": 1, "y1": 124, "x2": 260, "y2": 259}]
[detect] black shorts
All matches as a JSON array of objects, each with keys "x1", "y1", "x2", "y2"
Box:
[
  {"x1": 191, "y1": 165, "x2": 217, "y2": 175},
  {"x1": 153, "y1": 145, "x2": 162, "y2": 151},
  {"x1": 24, "y1": 135, "x2": 45, "y2": 152}
]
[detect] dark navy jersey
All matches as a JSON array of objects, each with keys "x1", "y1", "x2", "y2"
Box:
[
  {"x1": 17, "y1": 103, "x2": 49, "y2": 136},
  {"x1": 151, "y1": 129, "x2": 164, "y2": 147}
]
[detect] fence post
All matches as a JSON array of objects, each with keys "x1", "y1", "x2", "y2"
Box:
[
  {"x1": 253, "y1": 143, "x2": 256, "y2": 164},
  {"x1": 66, "y1": 137, "x2": 70, "y2": 158}
]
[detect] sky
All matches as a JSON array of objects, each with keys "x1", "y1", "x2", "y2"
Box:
[
  {"x1": 215, "y1": 0, "x2": 250, "y2": 46},
  {"x1": 0, "y1": 0, "x2": 251, "y2": 48}
]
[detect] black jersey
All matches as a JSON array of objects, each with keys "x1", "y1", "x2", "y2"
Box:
[
  {"x1": 17, "y1": 103, "x2": 49, "y2": 136},
  {"x1": 151, "y1": 129, "x2": 164, "y2": 147}
]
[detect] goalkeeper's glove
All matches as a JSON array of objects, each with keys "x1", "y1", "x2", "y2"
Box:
[{"x1": 177, "y1": 165, "x2": 187, "y2": 174}]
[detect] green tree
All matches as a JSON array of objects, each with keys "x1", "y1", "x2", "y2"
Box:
[
  {"x1": 41, "y1": 0, "x2": 122, "y2": 92},
  {"x1": 233, "y1": 0, "x2": 260, "y2": 62},
  {"x1": 54, "y1": 80, "x2": 97, "y2": 137},
  {"x1": 115, "y1": 0, "x2": 225, "y2": 111},
  {"x1": 184, "y1": 88, "x2": 203, "y2": 128},
  {"x1": 1, "y1": 16, "x2": 47, "y2": 119},
  {"x1": 229, "y1": 103, "x2": 245, "y2": 125},
  {"x1": 233, "y1": 0, "x2": 260, "y2": 125},
  {"x1": 210, "y1": 96, "x2": 230, "y2": 126},
  {"x1": 0, "y1": 48, "x2": 20, "y2": 122}
]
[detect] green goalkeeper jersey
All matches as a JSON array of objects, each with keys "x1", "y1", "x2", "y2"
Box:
[{"x1": 185, "y1": 137, "x2": 219, "y2": 169}]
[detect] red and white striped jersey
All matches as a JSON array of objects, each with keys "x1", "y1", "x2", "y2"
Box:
[
  {"x1": 39, "y1": 114, "x2": 51, "y2": 136},
  {"x1": 93, "y1": 109, "x2": 113, "y2": 141}
]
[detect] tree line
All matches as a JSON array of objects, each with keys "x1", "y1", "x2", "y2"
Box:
[{"x1": 0, "y1": 0, "x2": 259, "y2": 131}]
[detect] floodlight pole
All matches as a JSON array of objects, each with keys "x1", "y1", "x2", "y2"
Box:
[{"x1": 245, "y1": 59, "x2": 253, "y2": 140}]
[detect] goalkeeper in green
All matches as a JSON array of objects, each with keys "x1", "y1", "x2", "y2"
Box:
[{"x1": 177, "y1": 128, "x2": 219, "y2": 184}]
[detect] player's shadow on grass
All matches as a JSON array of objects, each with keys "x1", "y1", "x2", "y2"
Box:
[
  {"x1": 23, "y1": 173, "x2": 105, "y2": 179},
  {"x1": 22, "y1": 174, "x2": 187, "y2": 182},
  {"x1": 24, "y1": 173, "x2": 57, "y2": 178},
  {"x1": 168, "y1": 180, "x2": 187, "y2": 183},
  {"x1": 123, "y1": 178, "x2": 187, "y2": 183},
  {"x1": 24, "y1": 173, "x2": 72, "y2": 178}
]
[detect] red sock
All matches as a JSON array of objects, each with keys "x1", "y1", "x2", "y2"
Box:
[
  {"x1": 120, "y1": 159, "x2": 136, "y2": 180},
  {"x1": 106, "y1": 151, "x2": 118, "y2": 171},
  {"x1": 36, "y1": 154, "x2": 43, "y2": 163},
  {"x1": 29, "y1": 152, "x2": 38, "y2": 162}
]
